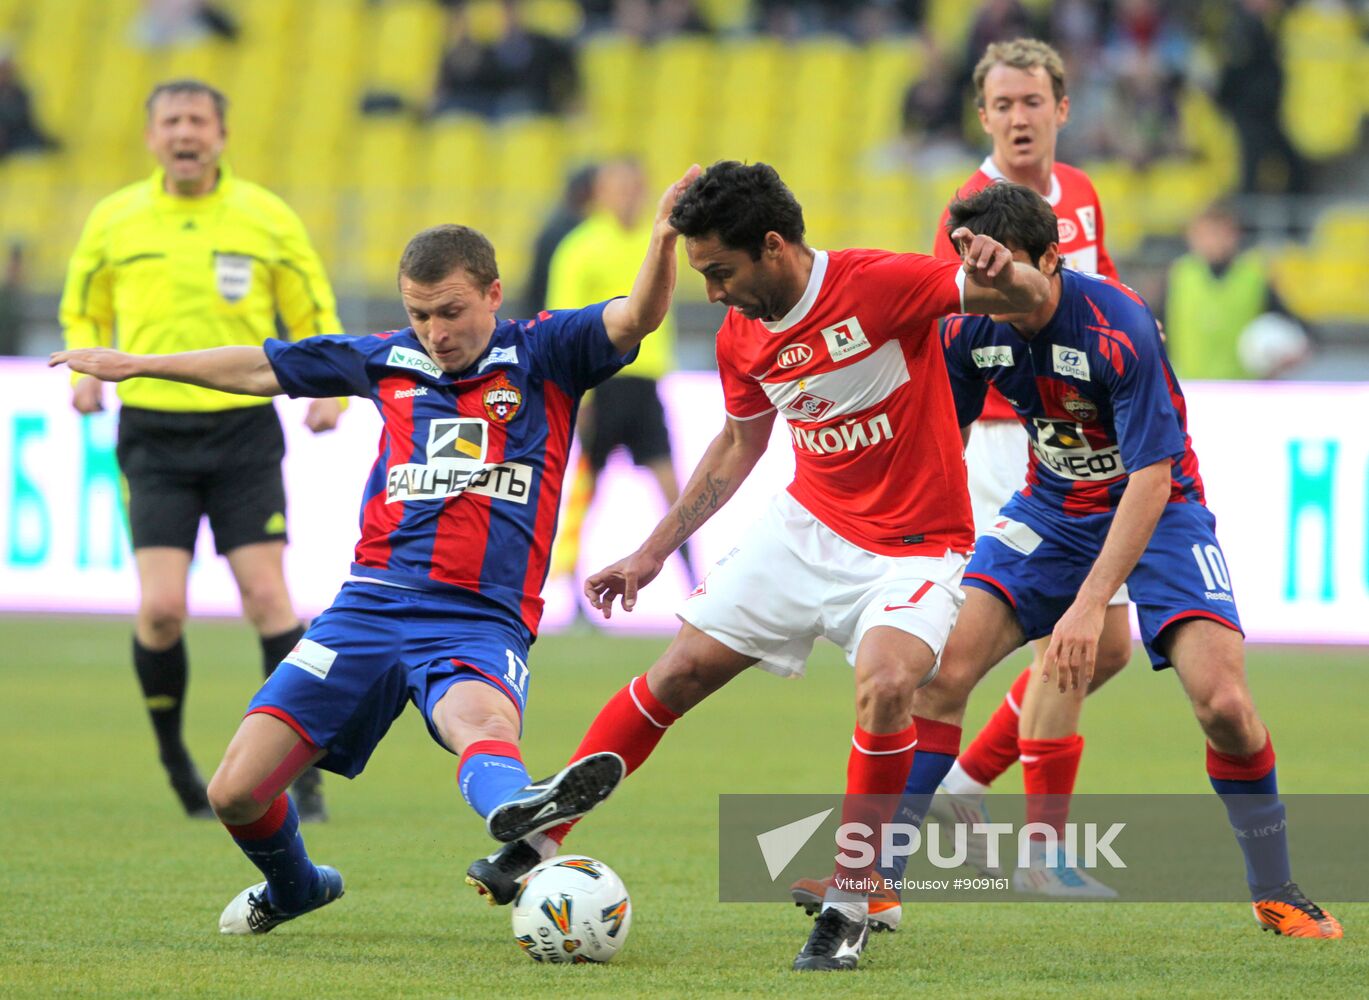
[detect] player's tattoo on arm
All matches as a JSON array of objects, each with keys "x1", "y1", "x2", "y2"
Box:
[{"x1": 672, "y1": 472, "x2": 729, "y2": 544}]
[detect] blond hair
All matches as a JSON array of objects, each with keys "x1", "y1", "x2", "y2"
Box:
[{"x1": 972, "y1": 38, "x2": 1067, "y2": 106}]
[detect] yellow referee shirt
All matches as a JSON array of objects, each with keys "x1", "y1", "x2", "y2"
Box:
[
  {"x1": 59, "y1": 164, "x2": 343, "y2": 411},
  {"x1": 546, "y1": 212, "x2": 676, "y2": 381}
]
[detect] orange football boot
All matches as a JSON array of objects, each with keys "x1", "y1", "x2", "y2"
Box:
[
  {"x1": 788, "y1": 876, "x2": 902, "y2": 933},
  {"x1": 1252, "y1": 883, "x2": 1343, "y2": 939}
]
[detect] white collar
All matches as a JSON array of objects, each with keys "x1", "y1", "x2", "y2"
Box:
[
  {"x1": 761, "y1": 250, "x2": 828, "y2": 334},
  {"x1": 980, "y1": 156, "x2": 1061, "y2": 206}
]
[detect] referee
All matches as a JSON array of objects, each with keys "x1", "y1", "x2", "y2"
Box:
[
  {"x1": 58, "y1": 80, "x2": 342, "y2": 821},
  {"x1": 546, "y1": 158, "x2": 695, "y2": 590}
]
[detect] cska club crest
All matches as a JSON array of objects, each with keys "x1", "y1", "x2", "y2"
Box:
[
  {"x1": 483, "y1": 373, "x2": 522, "y2": 424},
  {"x1": 1061, "y1": 387, "x2": 1098, "y2": 422}
]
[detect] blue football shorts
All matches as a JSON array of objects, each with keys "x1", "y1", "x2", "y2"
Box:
[
  {"x1": 963, "y1": 493, "x2": 1243, "y2": 669},
  {"x1": 246, "y1": 581, "x2": 532, "y2": 778}
]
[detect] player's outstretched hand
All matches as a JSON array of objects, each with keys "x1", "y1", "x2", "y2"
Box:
[
  {"x1": 1041, "y1": 598, "x2": 1105, "y2": 693},
  {"x1": 50, "y1": 348, "x2": 142, "y2": 384},
  {"x1": 655, "y1": 164, "x2": 703, "y2": 235},
  {"x1": 950, "y1": 227, "x2": 1015, "y2": 285},
  {"x1": 584, "y1": 550, "x2": 666, "y2": 619},
  {"x1": 304, "y1": 397, "x2": 343, "y2": 434}
]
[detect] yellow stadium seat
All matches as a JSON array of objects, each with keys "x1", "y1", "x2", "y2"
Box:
[
  {"x1": 581, "y1": 36, "x2": 645, "y2": 151},
  {"x1": 425, "y1": 116, "x2": 493, "y2": 198},
  {"x1": 460, "y1": 0, "x2": 584, "y2": 43},
  {"x1": 856, "y1": 39, "x2": 923, "y2": 151},
  {"x1": 719, "y1": 38, "x2": 782, "y2": 121},
  {"x1": 363, "y1": 0, "x2": 447, "y2": 104},
  {"x1": 1141, "y1": 160, "x2": 1213, "y2": 236},
  {"x1": 926, "y1": 0, "x2": 977, "y2": 54},
  {"x1": 1314, "y1": 207, "x2": 1369, "y2": 252},
  {"x1": 645, "y1": 37, "x2": 716, "y2": 126},
  {"x1": 492, "y1": 117, "x2": 565, "y2": 198},
  {"x1": 1281, "y1": 6, "x2": 1363, "y2": 159},
  {"x1": 461, "y1": 0, "x2": 583, "y2": 41},
  {"x1": 0, "y1": 0, "x2": 25, "y2": 27},
  {"x1": 357, "y1": 119, "x2": 418, "y2": 195},
  {"x1": 1080, "y1": 163, "x2": 1143, "y2": 256},
  {"x1": 696, "y1": 0, "x2": 751, "y2": 32}
]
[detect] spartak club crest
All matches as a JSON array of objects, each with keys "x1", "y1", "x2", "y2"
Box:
[{"x1": 483, "y1": 373, "x2": 522, "y2": 424}]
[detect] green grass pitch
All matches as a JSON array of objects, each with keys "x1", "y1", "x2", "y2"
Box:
[{"x1": 3, "y1": 615, "x2": 1365, "y2": 997}]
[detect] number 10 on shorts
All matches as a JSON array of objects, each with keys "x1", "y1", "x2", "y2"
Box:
[{"x1": 1191, "y1": 543, "x2": 1232, "y2": 593}]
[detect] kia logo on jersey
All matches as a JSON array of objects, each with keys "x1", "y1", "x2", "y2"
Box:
[
  {"x1": 1058, "y1": 218, "x2": 1079, "y2": 242},
  {"x1": 777, "y1": 343, "x2": 812, "y2": 369}
]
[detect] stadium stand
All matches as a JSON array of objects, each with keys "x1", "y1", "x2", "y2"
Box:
[{"x1": 1, "y1": 0, "x2": 1366, "y2": 324}]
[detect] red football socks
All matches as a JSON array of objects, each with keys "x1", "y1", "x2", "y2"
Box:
[
  {"x1": 834, "y1": 720, "x2": 919, "y2": 883},
  {"x1": 958, "y1": 667, "x2": 1031, "y2": 786},
  {"x1": 1021, "y1": 734, "x2": 1084, "y2": 840},
  {"x1": 545, "y1": 675, "x2": 680, "y2": 844}
]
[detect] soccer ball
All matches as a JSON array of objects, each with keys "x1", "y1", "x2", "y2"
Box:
[
  {"x1": 510, "y1": 855, "x2": 632, "y2": 964},
  {"x1": 1237, "y1": 312, "x2": 1309, "y2": 379}
]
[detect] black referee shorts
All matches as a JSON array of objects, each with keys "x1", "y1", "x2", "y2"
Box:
[
  {"x1": 581, "y1": 375, "x2": 673, "y2": 472},
  {"x1": 116, "y1": 404, "x2": 289, "y2": 555}
]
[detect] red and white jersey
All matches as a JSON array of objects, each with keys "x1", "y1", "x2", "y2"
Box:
[
  {"x1": 933, "y1": 156, "x2": 1118, "y2": 421},
  {"x1": 933, "y1": 156, "x2": 1118, "y2": 278},
  {"x1": 716, "y1": 248, "x2": 975, "y2": 557}
]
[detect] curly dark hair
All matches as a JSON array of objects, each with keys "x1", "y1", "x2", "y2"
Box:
[
  {"x1": 669, "y1": 161, "x2": 805, "y2": 260},
  {"x1": 946, "y1": 182, "x2": 1059, "y2": 273}
]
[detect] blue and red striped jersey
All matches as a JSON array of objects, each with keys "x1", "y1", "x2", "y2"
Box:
[
  {"x1": 264, "y1": 301, "x2": 633, "y2": 635},
  {"x1": 941, "y1": 269, "x2": 1204, "y2": 518}
]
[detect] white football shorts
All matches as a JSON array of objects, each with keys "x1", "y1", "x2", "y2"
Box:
[
  {"x1": 678, "y1": 491, "x2": 968, "y2": 680},
  {"x1": 966, "y1": 418, "x2": 1128, "y2": 608}
]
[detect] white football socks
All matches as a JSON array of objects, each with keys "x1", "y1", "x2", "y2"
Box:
[{"x1": 939, "y1": 760, "x2": 990, "y2": 797}]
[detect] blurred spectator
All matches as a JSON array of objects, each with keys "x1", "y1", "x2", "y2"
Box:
[
  {"x1": 965, "y1": 0, "x2": 1036, "y2": 64},
  {"x1": 611, "y1": 0, "x2": 712, "y2": 40},
  {"x1": 656, "y1": 0, "x2": 712, "y2": 37},
  {"x1": 1112, "y1": 55, "x2": 1185, "y2": 165},
  {"x1": 1215, "y1": 0, "x2": 1307, "y2": 193},
  {"x1": 430, "y1": 1, "x2": 578, "y2": 119},
  {"x1": 1067, "y1": 44, "x2": 1185, "y2": 166},
  {"x1": 1164, "y1": 202, "x2": 1306, "y2": 379},
  {"x1": 1098, "y1": 0, "x2": 1188, "y2": 164},
  {"x1": 0, "y1": 243, "x2": 25, "y2": 355},
  {"x1": 1105, "y1": 0, "x2": 1190, "y2": 78},
  {"x1": 756, "y1": 1, "x2": 925, "y2": 40},
  {"x1": 0, "y1": 52, "x2": 59, "y2": 158},
  {"x1": 1048, "y1": 0, "x2": 1104, "y2": 59},
  {"x1": 899, "y1": 42, "x2": 973, "y2": 170},
  {"x1": 522, "y1": 162, "x2": 598, "y2": 314},
  {"x1": 131, "y1": 0, "x2": 239, "y2": 48}
]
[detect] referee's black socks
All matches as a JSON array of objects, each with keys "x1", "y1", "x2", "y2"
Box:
[
  {"x1": 261, "y1": 623, "x2": 306, "y2": 680},
  {"x1": 132, "y1": 634, "x2": 190, "y2": 768}
]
